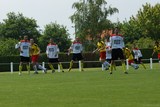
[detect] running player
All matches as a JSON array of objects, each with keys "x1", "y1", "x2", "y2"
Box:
[
  {"x1": 93, "y1": 37, "x2": 109, "y2": 70},
  {"x1": 124, "y1": 47, "x2": 139, "y2": 69},
  {"x1": 105, "y1": 37, "x2": 113, "y2": 70},
  {"x1": 18, "y1": 35, "x2": 30, "y2": 76},
  {"x1": 30, "y1": 39, "x2": 47, "y2": 74},
  {"x1": 46, "y1": 38, "x2": 64, "y2": 73},
  {"x1": 68, "y1": 37, "x2": 84, "y2": 72},
  {"x1": 110, "y1": 27, "x2": 128, "y2": 74},
  {"x1": 132, "y1": 44, "x2": 146, "y2": 69}
]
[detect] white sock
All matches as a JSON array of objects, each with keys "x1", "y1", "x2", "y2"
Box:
[
  {"x1": 38, "y1": 64, "x2": 46, "y2": 70},
  {"x1": 33, "y1": 65, "x2": 38, "y2": 72},
  {"x1": 103, "y1": 61, "x2": 110, "y2": 67},
  {"x1": 131, "y1": 63, "x2": 138, "y2": 69}
]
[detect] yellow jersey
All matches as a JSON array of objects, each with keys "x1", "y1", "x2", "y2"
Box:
[
  {"x1": 153, "y1": 45, "x2": 160, "y2": 54},
  {"x1": 97, "y1": 41, "x2": 106, "y2": 52},
  {"x1": 30, "y1": 43, "x2": 40, "y2": 56},
  {"x1": 124, "y1": 48, "x2": 134, "y2": 60}
]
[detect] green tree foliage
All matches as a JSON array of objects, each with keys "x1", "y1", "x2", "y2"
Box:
[
  {"x1": 121, "y1": 3, "x2": 160, "y2": 43},
  {"x1": 0, "y1": 12, "x2": 40, "y2": 40},
  {"x1": 70, "y1": 0, "x2": 118, "y2": 47},
  {"x1": 38, "y1": 22, "x2": 71, "y2": 52},
  {"x1": 126, "y1": 37, "x2": 154, "y2": 49},
  {"x1": 0, "y1": 37, "x2": 19, "y2": 56}
]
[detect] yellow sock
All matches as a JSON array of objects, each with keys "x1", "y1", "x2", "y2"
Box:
[
  {"x1": 110, "y1": 64, "x2": 113, "y2": 73},
  {"x1": 19, "y1": 65, "x2": 22, "y2": 74},
  {"x1": 59, "y1": 63, "x2": 64, "y2": 72},
  {"x1": 26, "y1": 64, "x2": 30, "y2": 74},
  {"x1": 113, "y1": 63, "x2": 116, "y2": 70},
  {"x1": 122, "y1": 62, "x2": 126, "y2": 72},
  {"x1": 49, "y1": 63, "x2": 54, "y2": 70},
  {"x1": 68, "y1": 61, "x2": 73, "y2": 71},
  {"x1": 81, "y1": 62, "x2": 84, "y2": 71},
  {"x1": 141, "y1": 63, "x2": 146, "y2": 69}
]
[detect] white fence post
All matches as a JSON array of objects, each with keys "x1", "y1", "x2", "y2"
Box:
[
  {"x1": 79, "y1": 61, "x2": 82, "y2": 71},
  {"x1": 58, "y1": 64, "x2": 60, "y2": 72},
  {"x1": 126, "y1": 59, "x2": 129, "y2": 70},
  {"x1": 10, "y1": 62, "x2": 13, "y2": 73},
  {"x1": 150, "y1": 58, "x2": 153, "y2": 69}
]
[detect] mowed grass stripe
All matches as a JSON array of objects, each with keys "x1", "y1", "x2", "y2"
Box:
[{"x1": 0, "y1": 64, "x2": 159, "y2": 107}]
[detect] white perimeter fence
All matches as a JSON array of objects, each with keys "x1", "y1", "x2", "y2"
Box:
[{"x1": 0, "y1": 58, "x2": 159, "y2": 73}]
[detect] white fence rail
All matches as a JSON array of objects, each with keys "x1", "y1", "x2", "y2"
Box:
[{"x1": 0, "y1": 58, "x2": 159, "y2": 73}]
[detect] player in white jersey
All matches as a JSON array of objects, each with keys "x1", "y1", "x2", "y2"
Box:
[
  {"x1": 105, "y1": 37, "x2": 116, "y2": 70},
  {"x1": 110, "y1": 27, "x2": 128, "y2": 74},
  {"x1": 132, "y1": 45, "x2": 146, "y2": 69},
  {"x1": 68, "y1": 37, "x2": 84, "y2": 72},
  {"x1": 18, "y1": 36, "x2": 31, "y2": 75},
  {"x1": 46, "y1": 38, "x2": 64, "y2": 73}
]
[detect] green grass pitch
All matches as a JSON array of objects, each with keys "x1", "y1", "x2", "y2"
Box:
[{"x1": 0, "y1": 64, "x2": 160, "y2": 107}]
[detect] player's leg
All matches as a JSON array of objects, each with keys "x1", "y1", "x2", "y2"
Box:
[
  {"x1": 25, "y1": 57, "x2": 30, "y2": 74},
  {"x1": 68, "y1": 54, "x2": 76, "y2": 72},
  {"x1": 58, "y1": 62, "x2": 64, "y2": 72},
  {"x1": 19, "y1": 56, "x2": 25, "y2": 75},
  {"x1": 68, "y1": 60, "x2": 73, "y2": 72},
  {"x1": 31, "y1": 55, "x2": 38, "y2": 74},
  {"x1": 48, "y1": 58, "x2": 55, "y2": 73},
  {"x1": 139, "y1": 58, "x2": 146, "y2": 69},
  {"x1": 119, "y1": 49, "x2": 127, "y2": 74},
  {"x1": 78, "y1": 53, "x2": 84, "y2": 71},
  {"x1": 19, "y1": 62, "x2": 23, "y2": 76}
]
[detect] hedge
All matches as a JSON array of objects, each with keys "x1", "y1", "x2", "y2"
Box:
[{"x1": 0, "y1": 49, "x2": 158, "y2": 72}]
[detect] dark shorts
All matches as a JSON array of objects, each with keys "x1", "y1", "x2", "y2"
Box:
[
  {"x1": 111, "y1": 48, "x2": 124, "y2": 60},
  {"x1": 20, "y1": 56, "x2": 30, "y2": 62},
  {"x1": 106, "y1": 59, "x2": 111, "y2": 63},
  {"x1": 72, "y1": 53, "x2": 83, "y2": 61},
  {"x1": 48, "y1": 58, "x2": 59, "y2": 63},
  {"x1": 134, "y1": 57, "x2": 142, "y2": 64}
]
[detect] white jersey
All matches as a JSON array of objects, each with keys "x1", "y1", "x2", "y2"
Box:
[
  {"x1": 15, "y1": 42, "x2": 21, "y2": 49},
  {"x1": 46, "y1": 43, "x2": 59, "y2": 58},
  {"x1": 132, "y1": 48, "x2": 143, "y2": 59},
  {"x1": 105, "y1": 42, "x2": 112, "y2": 59},
  {"x1": 70, "y1": 41, "x2": 83, "y2": 54},
  {"x1": 110, "y1": 34, "x2": 125, "y2": 49},
  {"x1": 19, "y1": 40, "x2": 30, "y2": 57}
]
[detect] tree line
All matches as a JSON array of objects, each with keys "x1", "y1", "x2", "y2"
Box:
[{"x1": 0, "y1": 0, "x2": 159, "y2": 56}]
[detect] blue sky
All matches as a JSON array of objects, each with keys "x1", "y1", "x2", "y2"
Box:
[{"x1": 0, "y1": 0, "x2": 159, "y2": 39}]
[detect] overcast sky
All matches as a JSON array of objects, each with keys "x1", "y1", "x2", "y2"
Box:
[{"x1": 0, "y1": 0, "x2": 159, "y2": 39}]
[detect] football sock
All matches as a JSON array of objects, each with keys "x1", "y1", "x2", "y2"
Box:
[
  {"x1": 103, "y1": 61, "x2": 110, "y2": 67},
  {"x1": 141, "y1": 63, "x2": 146, "y2": 69},
  {"x1": 38, "y1": 64, "x2": 45, "y2": 70},
  {"x1": 131, "y1": 63, "x2": 136, "y2": 68},
  {"x1": 68, "y1": 61, "x2": 73, "y2": 71},
  {"x1": 58, "y1": 63, "x2": 64, "y2": 72},
  {"x1": 26, "y1": 64, "x2": 30, "y2": 74},
  {"x1": 110, "y1": 64, "x2": 113, "y2": 73},
  {"x1": 19, "y1": 65, "x2": 22, "y2": 74},
  {"x1": 113, "y1": 63, "x2": 116, "y2": 70},
  {"x1": 122, "y1": 62, "x2": 126, "y2": 72},
  {"x1": 49, "y1": 63, "x2": 54, "y2": 70},
  {"x1": 81, "y1": 61, "x2": 84, "y2": 71}
]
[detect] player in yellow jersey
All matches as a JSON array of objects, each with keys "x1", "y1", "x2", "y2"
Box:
[
  {"x1": 93, "y1": 37, "x2": 110, "y2": 70},
  {"x1": 123, "y1": 47, "x2": 139, "y2": 69},
  {"x1": 30, "y1": 39, "x2": 47, "y2": 74},
  {"x1": 152, "y1": 41, "x2": 160, "y2": 63}
]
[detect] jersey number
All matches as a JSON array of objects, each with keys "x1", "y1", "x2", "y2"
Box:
[{"x1": 113, "y1": 40, "x2": 120, "y2": 44}]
